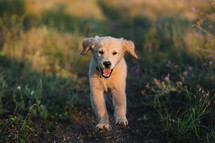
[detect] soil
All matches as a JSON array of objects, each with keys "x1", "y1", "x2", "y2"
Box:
[{"x1": 47, "y1": 70, "x2": 160, "y2": 143}]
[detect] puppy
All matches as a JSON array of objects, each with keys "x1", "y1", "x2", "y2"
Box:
[{"x1": 81, "y1": 36, "x2": 138, "y2": 132}]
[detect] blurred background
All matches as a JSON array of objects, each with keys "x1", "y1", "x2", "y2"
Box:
[{"x1": 0, "y1": 0, "x2": 215, "y2": 142}]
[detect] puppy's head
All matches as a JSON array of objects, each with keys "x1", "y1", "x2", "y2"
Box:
[{"x1": 81, "y1": 36, "x2": 138, "y2": 78}]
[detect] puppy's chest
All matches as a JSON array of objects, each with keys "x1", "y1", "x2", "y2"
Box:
[{"x1": 100, "y1": 78, "x2": 114, "y2": 92}]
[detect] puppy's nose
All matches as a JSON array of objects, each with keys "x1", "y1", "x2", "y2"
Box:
[{"x1": 103, "y1": 61, "x2": 111, "y2": 68}]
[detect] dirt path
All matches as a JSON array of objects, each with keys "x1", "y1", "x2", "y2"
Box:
[{"x1": 57, "y1": 70, "x2": 159, "y2": 143}]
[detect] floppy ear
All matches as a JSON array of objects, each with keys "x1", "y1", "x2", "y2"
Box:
[
  {"x1": 80, "y1": 36, "x2": 99, "y2": 55},
  {"x1": 121, "y1": 39, "x2": 138, "y2": 59}
]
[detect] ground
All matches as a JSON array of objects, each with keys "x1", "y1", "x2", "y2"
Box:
[{"x1": 47, "y1": 70, "x2": 155, "y2": 143}]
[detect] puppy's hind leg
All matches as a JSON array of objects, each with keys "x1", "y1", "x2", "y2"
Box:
[
  {"x1": 112, "y1": 88, "x2": 128, "y2": 127},
  {"x1": 90, "y1": 89, "x2": 110, "y2": 132}
]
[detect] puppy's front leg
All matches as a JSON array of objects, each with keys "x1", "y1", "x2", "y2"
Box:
[
  {"x1": 112, "y1": 88, "x2": 128, "y2": 127},
  {"x1": 90, "y1": 88, "x2": 110, "y2": 131}
]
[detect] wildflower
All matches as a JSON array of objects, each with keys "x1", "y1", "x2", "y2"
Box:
[
  {"x1": 213, "y1": 50, "x2": 215, "y2": 54},
  {"x1": 159, "y1": 52, "x2": 163, "y2": 57},
  {"x1": 141, "y1": 90, "x2": 145, "y2": 95},
  {"x1": 134, "y1": 66, "x2": 140, "y2": 73},
  {"x1": 208, "y1": 55, "x2": 212, "y2": 59},
  {"x1": 147, "y1": 44, "x2": 153, "y2": 53},
  {"x1": 201, "y1": 63, "x2": 205, "y2": 69},
  {"x1": 148, "y1": 43, "x2": 152, "y2": 48},
  {"x1": 135, "y1": 68, "x2": 140, "y2": 73},
  {"x1": 177, "y1": 81, "x2": 182, "y2": 86},
  {"x1": 173, "y1": 65, "x2": 178, "y2": 69},
  {"x1": 166, "y1": 63, "x2": 171, "y2": 67},
  {"x1": 164, "y1": 75, "x2": 169, "y2": 81},
  {"x1": 166, "y1": 91, "x2": 170, "y2": 94},
  {"x1": 206, "y1": 35, "x2": 212, "y2": 40},
  {"x1": 199, "y1": 88, "x2": 202, "y2": 91},
  {"x1": 149, "y1": 47, "x2": 153, "y2": 53},
  {"x1": 195, "y1": 32, "x2": 204, "y2": 38},
  {"x1": 191, "y1": 7, "x2": 196, "y2": 12},
  {"x1": 31, "y1": 91, "x2": 35, "y2": 95},
  {"x1": 183, "y1": 71, "x2": 188, "y2": 76},
  {"x1": 132, "y1": 66, "x2": 140, "y2": 73},
  {"x1": 151, "y1": 87, "x2": 155, "y2": 92},
  {"x1": 153, "y1": 78, "x2": 160, "y2": 85},
  {"x1": 209, "y1": 60, "x2": 212, "y2": 65},
  {"x1": 17, "y1": 86, "x2": 21, "y2": 91},
  {"x1": 146, "y1": 83, "x2": 150, "y2": 88},
  {"x1": 188, "y1": 66, "x2": 193, "y2": 71}
]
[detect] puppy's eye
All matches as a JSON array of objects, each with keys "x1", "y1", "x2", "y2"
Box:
[
  {"x1": 99, "y1": 51, "x2": 104, "y2": 54},
  {"x1": 113, "y1": 52, "x2": 117, "y2": 55}
]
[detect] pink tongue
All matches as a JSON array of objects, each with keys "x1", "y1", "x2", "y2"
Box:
[{"x1": 103, "y1": 69, "x2": 111, "y2": 77}]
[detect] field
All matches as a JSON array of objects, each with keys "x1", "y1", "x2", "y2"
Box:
[{"x1": 0, "y1": 0, "x2": 215, "y2": 142}]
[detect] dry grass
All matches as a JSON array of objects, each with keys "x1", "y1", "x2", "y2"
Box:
[
  {"x1": 101, "y1": 0, "x2": 208, "y2": 20},
  {"x1": 2, "y1": 25, "x2": 89, "y2": 78},
  {"x1": 24, "y1": 0, "x2": 104, "y2": 19}
]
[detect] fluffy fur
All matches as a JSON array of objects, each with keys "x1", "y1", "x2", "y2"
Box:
[{"x1": 81, "y1": 36, "x2": 137, "y2": 132}]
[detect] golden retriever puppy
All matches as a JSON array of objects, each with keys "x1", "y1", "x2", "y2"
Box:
[{"x1": 81, "y1": 36, "x2": 138, "y2": 132}]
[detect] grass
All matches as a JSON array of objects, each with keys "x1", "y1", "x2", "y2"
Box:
[{"x1": 0, "y1": 0, "x2": 215, "y2": 142}]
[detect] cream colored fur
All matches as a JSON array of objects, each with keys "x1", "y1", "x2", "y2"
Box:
[{"x1": 81, "y1": 36, "x2": 137, "y2": 132}]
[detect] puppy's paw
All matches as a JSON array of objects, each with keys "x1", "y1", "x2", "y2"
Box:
[
  {"x1": 116, "y1": 118, "x2": 128, "y2": 127},
  {"x1": 96, "y1": 124, "x2": 111, "y2": 132}
]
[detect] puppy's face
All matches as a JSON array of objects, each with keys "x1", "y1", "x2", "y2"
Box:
[
  {"x1": 92, "y1": 37, "x2": 125, "y2": 78},
  {"x1": 81, "y1": 36, "x2": 138, "y2": 78}
]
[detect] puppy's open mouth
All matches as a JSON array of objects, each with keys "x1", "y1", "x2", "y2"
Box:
[{"x1": 100, "y1": 67, "x2": 113, "y2": 78}]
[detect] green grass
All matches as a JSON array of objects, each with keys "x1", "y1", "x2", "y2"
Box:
[
  {"x1": 0, "y1": 56, "x2": 82, "y2": 119},
  {"x1": 0, "y1": 0, "x2": 215, "y2": 142}
]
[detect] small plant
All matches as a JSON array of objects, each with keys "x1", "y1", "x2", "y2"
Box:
[
  {"x1": 143, "y1": 63, "x2": 215, "y2": 142},
  {"x1": 0, "y1": 75, "x2": 8, "y2": 115},
  {"x1": 0, "y1": 115, "x2": 38, "y2": 142}
]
